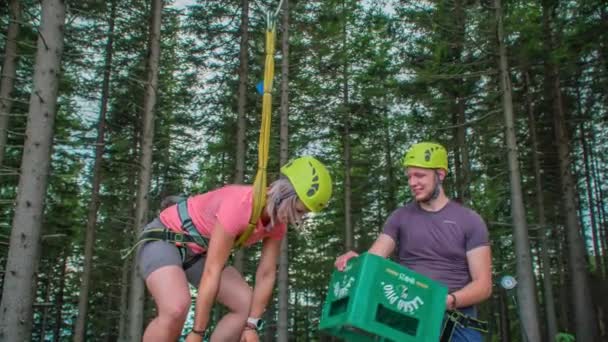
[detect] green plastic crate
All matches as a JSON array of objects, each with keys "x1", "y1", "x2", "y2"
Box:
[{"x1": 319, "y1": 253, "x2": 448, "y2": 342}]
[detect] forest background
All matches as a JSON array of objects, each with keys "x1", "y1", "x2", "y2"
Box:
[{"x1": 0, "y1": 0, "x2": 606, "y2": 341}]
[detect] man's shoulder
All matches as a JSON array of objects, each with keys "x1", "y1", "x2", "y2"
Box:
[
  {"x1": 384, "y1": 202, "x2": 417, "y2": 225},
  {"x1": 447, "y1": 200, "x2": 481, "y2": 215},
  {"x1": 392, "y1": 201, "x2": 418, "y2": 214},
  {"x1": 446, "y1": 201, "x2": 487, "y2": 227}
]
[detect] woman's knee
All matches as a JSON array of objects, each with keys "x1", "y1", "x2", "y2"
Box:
[
  {"x1": 158, "y1": 294, "x2": 190, "y2": 322},
  {"x1": 234, "y1": 287, "x2": 252, "y2": 315},
  {"x1": 217, "y1": 267, "x2": 253, "y2": 316}
]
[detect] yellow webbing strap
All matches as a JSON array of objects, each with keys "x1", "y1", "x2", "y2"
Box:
[{"x1": 235, "y1": 12, "x2": 278, "y2": 248}]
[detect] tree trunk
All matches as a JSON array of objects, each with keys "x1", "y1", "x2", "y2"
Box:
[
  {"x1": 498, "y1": 289, "x2": 512, "y2": 342},
  {"x1": 451, "y1": 0, "x2": 470, "y2": 204},
  {"x1": 453, "y1": 100, "x2": 470, "y2": 204},
  {"x1": 578, "y1": 120, "x2": 603, "y2": 275},
  {"x1": 589, "y1": 130, "x2": 608, "y2": 276},
  {"x1": 574, "y1": 69, "x2": 605, "y2": 277},
  {"x1": 524, "y1": 70, "x2": 558, "y2": 341},
  {"x1": 0, "y1": 1, "x2": 66, "y2": 339},
  {"x1": 39, "y1": 273, "x2": 52, "y2": 342},
  {"x1": 0, "y1": 0, "x2": 21, "y2": 168},
  {"x1": 495, "y1": 0, "x2": 542, "y2": 340},
  {"x1": 73, "y1": 2, "x2": 116, "y2": 340},
  {"x1": 126, "y1": 0, "x2": 163, "y2": 340},
  {"x1": 233, "y1": 0, "x2": 249, "y2": 274},
  {"x1": 557, "y1": 230, "x2": 570, "y2": 331},
  {"x1": 342, "y1": 0, "x2": 353, "y2": 252},
  {"x1": 383, "y1": 107, "x2": 396, "y2": 212},
  {"x1": 118, "y1": 135, "x2": 139, "y2": 342},
  {"x1": 541, "y1": 2, "x2": 600, "y2": 339},
  {"x1": 53, "y1": 252, "x2": 68, "y2": 342},
  {"x1": 118, "y1": 259, "x2": 131, "y2": 341},
  {"x1": 277, "y1": 0, "x2": 290, "y2": 341}
]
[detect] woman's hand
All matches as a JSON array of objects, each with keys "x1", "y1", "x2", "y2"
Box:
[
  {"x1": 240, "y1": 328, "x2": 259, "y2": 342},
  {"x1": 186, "y1": 331, "x2": 206, "y2": 342}
]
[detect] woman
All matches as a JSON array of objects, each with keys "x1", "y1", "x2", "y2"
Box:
[{"x1": 137, "y1": 156, "x2": 332, "y2": 342}]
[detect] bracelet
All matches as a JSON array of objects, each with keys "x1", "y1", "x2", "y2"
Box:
[
  {"x1": 191, "y1": 328, "x2": 206, "y2": 337},
  {"x1": 449, "y1": 293, "x2": 457, "y2": 308}
]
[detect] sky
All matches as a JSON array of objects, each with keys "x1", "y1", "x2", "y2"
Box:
[{"x1": 172, "y1": 0, "x2": 195, "y2": 9}]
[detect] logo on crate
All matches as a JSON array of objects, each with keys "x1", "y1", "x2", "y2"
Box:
[
  {"x1": 381, "y1": 282, "x2": 425, "y2": 314},
  {"x1": 333, "y1": 275, "x2": 356, "y2": 299}
]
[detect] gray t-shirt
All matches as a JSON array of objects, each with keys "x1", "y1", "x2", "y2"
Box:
[{"x1": 383, "y1": 200, "x2": 489, "y2": 292}]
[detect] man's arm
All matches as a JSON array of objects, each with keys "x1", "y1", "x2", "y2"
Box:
[
  {"x1": 449, "y1": 245, "x2": 492, "y2": 309},
  {"x1": 368, "y1": 234, "x2": 397, "y2": 257},
  {"x1": 335, "y1": 234, "x2": 396, "y2": 270}
]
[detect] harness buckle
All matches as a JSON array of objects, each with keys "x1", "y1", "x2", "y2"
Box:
[{"x1": 173, "y1": 232, "x2": 186, "y2": 244}]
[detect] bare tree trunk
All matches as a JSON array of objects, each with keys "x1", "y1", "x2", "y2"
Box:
[
  {"x1": 277, "y1": 0, "x2": 290, "y2": 340},
  {"x1": 452, "y1": 0, "x2": 470, "y2": 204},
  {"x1": 39, "y1": 273, "x2": 52, "y2": 342},
  {"x1": 0, "y1": 0, "x2": 20, "y2": 167},
  {"x1": 126, "y1": 0, "x2": 163, "y2": 340},
  {"x1": 234, "y1": 0, "x2": 249, "y2": 186},
  {"x1": 557, "y1": 229, "x2": 570, "y2": 331},
  {"x1": 454, "y1": 100, "x2": 470, "y2": 204},
  {"x1": 541, "y1": 2, "x2": 599, "y2": 338},
  {"x1": 553, "y1": 89, "x2": 599, "y2": 341},
  {"x1": 53, "y1": 252, "x2": 68, "y2": 342},
  {"x1": 495, "y1": 0, "x2": 541, "y2": 340},
  {"x1": 73, "y1": 2, "x2": 116, "y2": 340},
  {"x1": 578, "y1": 120, "x2": 603, "y2": 275},
  {"x1": 118, "y1": 259, "x2": 131, "y2": 341},
  {"x1": 590, "y1": 132, "x2": 608, "y2": 276},
  {"x1": 233, "y1": 0, "x2": 250, "y2": 274},
  {"x1": 342, "y1": 0, "x2": 353, "y2": 252},
  {"x1": 524, "y1": 70, "x2": 558, "y2": 341},
  {"x1": 498, "y1": 289, "x2": 512, "y2": 342},
  {"x1": 118, "y1": 140, "x2": 138, "y2": 342},
  {"x1": 574, "y1": 70, "x2": 604, "y2": 277},
  {"x1": 0, "y1": 1, "x2": 66, "y2": 339},
  {"x1": 383, "y1": 107, "x2": 396, "y2": 211}
]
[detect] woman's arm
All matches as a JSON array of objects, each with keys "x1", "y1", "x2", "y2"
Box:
[
  {"x1": 190, "y1": 224, "x2": 234, "y2": 334},
  {"x1": 248, "y1": 237, "x2": 281, "y2": 319}
]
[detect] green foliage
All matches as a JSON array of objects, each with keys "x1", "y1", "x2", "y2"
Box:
[{"x1": 1, "y1": 0, "x2": 607, "y2": 340}]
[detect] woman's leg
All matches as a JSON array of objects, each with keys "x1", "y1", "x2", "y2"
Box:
[
  {"x1": 213, "y1": 266, "x2": 254, "y2": 341},
  {"x1": 139, "y1": 239, "x2": 191, "y2": 342},
  {"x1": 186, "y1": 262, "x2": 252, "y2": 342}
]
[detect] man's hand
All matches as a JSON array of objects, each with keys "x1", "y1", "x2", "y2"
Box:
[
  {"x1": 445, "y1": 293, "x2": 457, "y2": 311},
  {"x1": 240, "y1": 328, "x2": 259, "y2": 342},
  {"x1": 334, "y1": 251, "x2": 359, "y2": 271}
]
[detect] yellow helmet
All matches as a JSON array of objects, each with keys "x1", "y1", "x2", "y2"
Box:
[
  {"x1": 402, "y1": 142, "x2": 448, "y2": 171},
  {"x1": 280, "y1": 156, "x2": 332, "y2": 212}
]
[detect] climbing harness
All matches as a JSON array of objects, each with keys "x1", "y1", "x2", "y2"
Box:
[
  {"x1": 121, "y1": 199, "x2": 209, "y2": 265},
  {"x1": 439, "y1": 310, "x2": 489, "y2": 342}
]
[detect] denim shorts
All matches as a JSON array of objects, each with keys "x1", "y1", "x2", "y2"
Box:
[{"x1": 136, "y1": 218, "x2": 206, "y2": 286}]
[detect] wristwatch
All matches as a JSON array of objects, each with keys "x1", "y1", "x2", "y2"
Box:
[{"x1": 246, "y1": 317, "x2": 264, "y2": 331}]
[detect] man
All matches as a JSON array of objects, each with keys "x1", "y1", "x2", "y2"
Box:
[{"x1": 335, "y1": 142, "x2": 492, "y2": 341}]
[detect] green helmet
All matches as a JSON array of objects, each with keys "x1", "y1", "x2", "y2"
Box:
[
  {"x1": 280, "y1": 156, "x2": 332, "y2": 212},
  {"x1": 402, "y1": 142, "x2": 448, "y2": 171}
]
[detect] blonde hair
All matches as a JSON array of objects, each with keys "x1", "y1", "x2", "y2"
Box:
[{"x1": 266, "y1": 178, "x2": 303, "y2": 227}]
